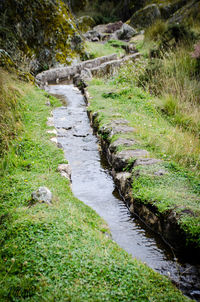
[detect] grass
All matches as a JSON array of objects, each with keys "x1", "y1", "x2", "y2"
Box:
[
  {"x1": 85, "y1": 40, "x2": 125, "y2": 58},
  {"x1": 133, "y1": 25, "x2": 200, "y2": 138},
  {"x1": 87, "y1": 78, "x2": 200, "y2": 246},
  {"x1": 0, "y1": 70, "x2": 190, "y2": 301}
]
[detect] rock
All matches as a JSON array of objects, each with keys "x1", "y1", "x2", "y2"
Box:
[
  {"x1": 77, "y1": 16, "x2": 95, "y2": 33},
  {"x1": 114, "y1": 23, "x2": 137, "y2": 40},
  {"x1": 84, "y1": 30, "x2": 101, "y2": 41},
  {"x1": 47, "y1": 117, "x2": 54, "y2": 127},
  {"x1": 130, "y1": 4, "x2": 161, "y2": 29},
  {"x1": 91, "y1": 37, "x2": 99, "y2": 42},
  {"x1": 45, "y1": 100, "x2": 51, "y2": 106},
  {"x1": 47, "y1": 129, "x2": 57, "y2": 135},
  {"x1": 109, "y1": 137, "x2": 137, "y2": 152},
  {"x1": 73, "y1": 74, "x2": 87, "y2": 90},
  {"x1": 99, "y1": 122, "x2": 135, "y2": 139},
  {"x1": 31, "y1": 187, "x2": 52, "y2": 205},
  {"x1": 58, "y1": 164, "x2": 71, "y2": 181},
  {"x1": 112, "y1": 149, "x2": 150, "y2": 171},
  {"x1": 50, "y1": 137, "x2": 58, "y2": 144},
  {"x1": 154, "y1": 169, "x2": 167, "y2": 176},
  {"x1": 133, "y1": 158, "x2": 161, "y2": 167},
  {"x1": 80, "y1": 68, "x2": 92, "y2": 81},
  {"x1": 104, "y1": 21, "x2": 123, "y2": 33},
  {"x1": 114, "y1": 172, "x2": 132, "y2": 195}
]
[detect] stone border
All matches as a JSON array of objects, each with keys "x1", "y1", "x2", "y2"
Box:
[
  {"x1": 84, "y1": 89, "x2": 200, "y2": 257},
  {"x1": 35, "y1": 53, "x2": 140, "y2": 88}
]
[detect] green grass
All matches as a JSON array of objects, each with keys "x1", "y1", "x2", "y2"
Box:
[
  {"x1": 87, "y1": 78, "x2": 200, "y2": 246},
  {"x1": 85, "y1": 40, "x2": 125, "y2": 58},
  {"x1": 0, "y1": 71, "x2": 190, "y2": 301}
]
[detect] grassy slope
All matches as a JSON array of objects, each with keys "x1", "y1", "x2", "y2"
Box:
[
  {"x1": 0, "y1": 71, "x2": 191, "y2": 301},
  {"x1": 87, "y1": 78, "x2": 200, "y2": 247}
]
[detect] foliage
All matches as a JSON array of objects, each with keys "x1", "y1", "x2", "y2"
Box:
[{"x1": 0, "y1": 71, "x2": 190, "y2": 301}]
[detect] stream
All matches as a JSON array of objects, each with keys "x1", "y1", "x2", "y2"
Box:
[{"x1": 45, "y1": 84, "x2": 200, "y2": 300}]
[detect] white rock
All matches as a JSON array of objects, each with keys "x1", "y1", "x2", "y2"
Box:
[{"x1": 31, "y1": 187, "x2": 52, "y2": 205}]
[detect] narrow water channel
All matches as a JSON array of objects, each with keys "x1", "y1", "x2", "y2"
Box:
[{"x1": 45, "y1": 84, "x2": 200, "y2": 300}]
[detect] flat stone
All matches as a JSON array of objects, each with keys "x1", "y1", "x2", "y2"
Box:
[
  {"x1": 133, "y1": 158, "x2": 161, "y2": 167},
  {"x1": 31, "y1": 187, "x2": 52, "y2": 205},
  {"x1": 58, "y1": 164, "x2": 71, "y2": 181},
  {"x1": 47, "y1": 117, "x2": 54, "y2": 127},
  {"x1": 109, "y1": 137, "x2": 137, "y2": 152},
  {"x1": 47, "y1": 129, "x2": 57, "y2": 135},
  {"x1": 50, "y1": 137, "x2": 58, "y2": 144},
  {"x1": 113, "y1": 149, "x2": 149, "y2": 171},
  {"x1": 111, "y1": 119, "x2": 129, "y2": 125}
]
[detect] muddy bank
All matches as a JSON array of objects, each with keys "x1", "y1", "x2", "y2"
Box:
[{"x1": 84, "y1": 90, "x2": 200, "y2": 260}]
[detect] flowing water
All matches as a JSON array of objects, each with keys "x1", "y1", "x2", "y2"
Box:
[{"x1": 45, "y1": 84, "x2": 200, "y2": 300}]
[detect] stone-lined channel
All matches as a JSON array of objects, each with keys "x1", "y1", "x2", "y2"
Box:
[{"x1": 45, "y1": 84, "x2": 200, "y2": 300}]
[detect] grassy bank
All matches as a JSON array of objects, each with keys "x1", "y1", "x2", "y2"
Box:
[
  {"x1": 85, "y1": 40, "x2": 125, "y2": 59},
  {"x1": 87, "y1": 76, "x2": 200, "y2": 248},
  {"x1": 0, "y1": 70, "x2": 190, "y2": 301}
]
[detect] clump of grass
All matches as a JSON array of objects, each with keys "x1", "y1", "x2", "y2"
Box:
[
  {"x1": 0, "y1": 69, "x2": 24, "y2": 157},
  {"x1": 144, "y1": 19, "x2": 167, "y2": 42}
]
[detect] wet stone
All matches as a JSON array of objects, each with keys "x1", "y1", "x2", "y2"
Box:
[
  {"x1": 112, "y1": 149, "x2": 149, "y2": 171},
  {"x1": 109, "y1": 137, "x2": 137, "y2": 153}
]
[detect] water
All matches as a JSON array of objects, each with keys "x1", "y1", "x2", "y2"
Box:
[{"x1": 45, "y1": 84, "x2": 200, "y2": 300}]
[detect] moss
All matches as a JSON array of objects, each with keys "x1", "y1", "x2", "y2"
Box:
[{"x1": 0, "y1": 0, "x2": 85, "y2": 73}]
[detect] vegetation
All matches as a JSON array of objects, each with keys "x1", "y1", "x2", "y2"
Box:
[
  {"x1": 0, "y1": 70, "x2": 190, "y2": 301},
  {"x1": 85, "y1": 40, "x2": 126, "y2": 59},
  {"x1": 87, "y1": 72, "x2": 200, "y2": 247}
]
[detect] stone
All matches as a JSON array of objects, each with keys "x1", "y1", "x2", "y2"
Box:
[
  {"x1": 109, "y1": 137, "x2": 137, "y2": 153},
  {"x1": 73, "y1": 74, "x2": 87, "y2": 90},
  {"x1": 112, "y1": 149, "x2": 149, "y2": 171},
  {"x1": 47, "y1": 117, "x2": 54, "y2": 127},
  {"x1": 47, "y1": 129, "x2": 57, "y2": 135},
  {"x1": 84, "y1": 29, "x2": 101, "y2": 41},
  {"x1": 50, "y1": 137, "x2": 58, "y2": 144},
  {"x1": 115, "y1": 172, "x2": 132, "y2": 194},
  {"x1": 31, "y1": 187, "x2": 52, "y2": 205},
  {"x1": 77, "y1": 16, "x2": 95, "y2": 33},
  {"x1": 58, "y1": 164, "x2": 71, "y2": 181},
  {"x1": 110, "y1": 125, "x2": 136, "y2": 136},
  {"x1": 133, "y1": 158, "x2": 161, "y2": 167},
  {"x1": 80, "y1": 68, "x2": 92, "y2": 81},
  {"x1": 115, "y1": 23, "x2": 137, "y2": 40},
  {"x1": 130, "y1": 4, "x2": 161, "y2": 29},
  {"x1": 91, "y1": 37, "x2": 99, "y2": 42},
  {"x1": 154, "y1": 169, "x2": 167, "y2": 176}
]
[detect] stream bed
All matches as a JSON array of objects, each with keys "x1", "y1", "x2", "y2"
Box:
[{"x1": 45, "y1": 84, "x2": 200, "y2": 300}]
